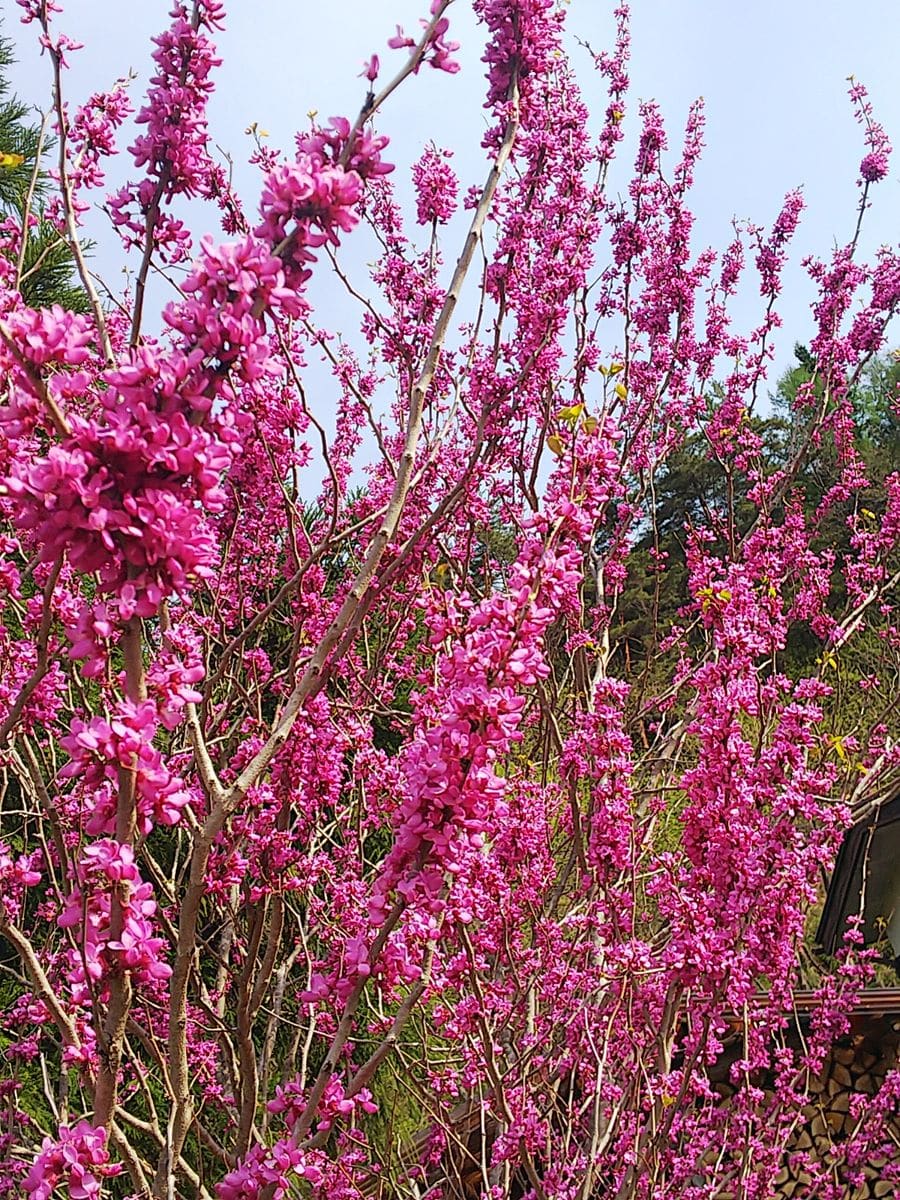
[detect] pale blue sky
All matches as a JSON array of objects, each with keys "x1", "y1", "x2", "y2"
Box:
[{"x1": 6, "y1": 1, "x2": 900, "y2": 373}]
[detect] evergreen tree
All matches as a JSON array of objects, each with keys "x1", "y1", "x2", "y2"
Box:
[
  {"x1": 610, "y1": 347, "x2": 899, "y2": 709},
  {"x1": 0, "y1": 24, "x2": 87, "y2": 312}
]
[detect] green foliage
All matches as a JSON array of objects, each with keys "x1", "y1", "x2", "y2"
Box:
[
  {"x1": 0, "y1": 23, "x2": 88, "y2": 312},
  {"x1": 611, "y1": 347, "x2": 899, "y2": 677}
]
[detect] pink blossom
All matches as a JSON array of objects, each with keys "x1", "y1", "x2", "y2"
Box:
[
  {"x1": 24, "y1": 1122, "x2": 118, "y2": 1200},
  {"x1": 412, "y1": 144, "x2": 459, "y2": 225}
]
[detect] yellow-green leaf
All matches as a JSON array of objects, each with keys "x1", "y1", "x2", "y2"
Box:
[
  {"x1": 828, "y1": 735, "x2": 847, "y2": 762},
  {"x1": 555, "y1": 403, "x2": 584, "y2": 424}
]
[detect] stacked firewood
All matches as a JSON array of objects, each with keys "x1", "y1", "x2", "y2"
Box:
[
  {"x1": 710, "y1": 1029, "x2": 900, "y2": 1199},
  {"x1": 779, "y1": 1036, "x2": 898, "y2": 1200}
]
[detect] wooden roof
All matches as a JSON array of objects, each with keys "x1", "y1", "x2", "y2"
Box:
[
  {"x1": 817, "y1": 793, "x2": 900, "y2": 959},
  {"x1": 791, "y1": 988, "x2": 900, "y2": 1016}
]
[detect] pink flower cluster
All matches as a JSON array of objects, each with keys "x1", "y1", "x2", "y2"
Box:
[
  {"x1": 145, "y1": 635, "x2": 205, "y2": 730},
  {"x1": 217, "y1": 1137, "x2": 373, "y2": 1200},
  {"x1": 217, "y1": 1136, "x2": 375, "y2": 1200},
  {"x1": 370, "y1": 545, "x2": 579, "y2": 924},
  {"x1": 255, "y1": 158, "x2": 362, "y2": 287},
  {"x1": 129, "y1": 8, "x2": 218, "y2": 194},
  {"x1": 850, "y1": 77, "x2": 892, "y2": 184},
  {"x1": 267, "y1": 1075, "x2": 377, "y2": 1133},
  {"x1": 108, "y1": 3, "x2": 228, "y2": 258},
  {"x1": 217, "y1": 1141, "x2": 308, "y2": 1200},
  {"x1": 5, "y1": 201, "x2": 328, "y2": 622},
  {"x1": 9, "y1": 414, "x2": 223, "y2": 618},
  {"x1": 58, "y1": 841, "x2": 171, "y2": 999},
  {"x1": 295, "y1": 115, "x2": 392, "y2": 183},
  {"x1": 387, "y1": 2, "x2": 460, "y2": 75},
  {"x1": 23, "y1": 1122, "x2": 117, "y2": 1200},
  {"x1": 754, "y1": 189, "x2": 805, "y2": 297},
  {"x1": 0, "y1": 842, "x2": 41, "y2": 924},
  {"x1": 475, "y1": 0, "x2": 562, "y2": 110},
  {"x1": 303, "y1": 933, "x2": 372, "y2": 1007},
  {"x1": 167, "y1": 233, "x2": 306, "y2": 376},
  {"x1": 67, "y1": 82, "x2": 134, "y2": 193},
  {"x1": 1, "y1": 304, "x2": 93, "y2": 372},
  {"x1": 412, "y1": 144, "x2": 459, "y2": 226},
  {"x1": 59, "y1": 700, "x2": 191, "y2": 834}
]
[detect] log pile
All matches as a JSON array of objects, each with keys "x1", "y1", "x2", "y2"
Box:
[
  {"x1": 779, "y1": 1033, "x2": 898, "y2": 1199},
  {"x1": 710, "y1": 1011, "x2": 900, "y2": 1199}
]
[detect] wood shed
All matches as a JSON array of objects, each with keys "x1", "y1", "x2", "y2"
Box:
[{"x1": 818, "y1": 793, "x2": 900, "y2": 962}]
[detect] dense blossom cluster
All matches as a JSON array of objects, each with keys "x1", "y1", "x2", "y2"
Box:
[
  {"x1": 412, "y1": 143, "x2": 459, "y2": 226},
  {"x1": 57, "y1": 840, "x2": 172, "y2": 997},
  {"x1": 255, "y1": 160, "x2": 362, "y2": 286},
  {"x1": 369, "y1": 542, "x2": 579, "y2": 926},
  {"x1": 23, "y1": 1122, "x2": 117, "y2": 1200},
  {"x1": 68, "y1": 82, "x2": 134, "y2": 195},
  {"x1": 59, "y1": 702, "x2": 192, "y2": 833},
  {"x1": 475, "y1": 0, "x2": 561, "y2": 109},
  {"x1": 108, "y1": 1, "x2": 228, "y2": 258},
  {"x1": 0, "y1": 841, "x2": 41, "y2": 924},
  {"x1": 0, "y1": 1, "x2": 899, "y2": 1197}
]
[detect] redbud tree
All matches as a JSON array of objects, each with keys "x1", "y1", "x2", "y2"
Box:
[{"x1": 0, "y1": 2, "x2": 899, "y2": 1198}]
